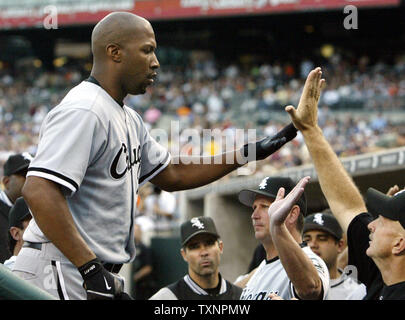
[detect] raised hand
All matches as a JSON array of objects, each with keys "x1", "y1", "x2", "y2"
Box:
[
  {"x1": 386, "y1": 185, "x2": 400, "y2": 197},
  {"x1": 285, "y1": 67, "x2": 326, "y2": 132},
  {"x1": 268, "y1": 176, "x2": 310, "y2": 228}
]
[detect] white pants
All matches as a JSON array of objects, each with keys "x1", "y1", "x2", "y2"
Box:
[{"x1": 12, "y1": 242, "x2": 86, "y2": 300}]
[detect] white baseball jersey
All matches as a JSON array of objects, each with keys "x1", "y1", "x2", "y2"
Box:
[
  {"x1": 23, "y1": 80, "x2": 171, "y2": 264},
  {"x1": 240, "y1": 245, "x2": 330, "y2": 300},
  {"x1": 327, "y1": 269, "x2": 366, "y2": 300}
]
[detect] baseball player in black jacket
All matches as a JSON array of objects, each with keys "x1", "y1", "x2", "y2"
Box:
[{"x1": 149, "y1": 216, "x2": 242, "y2": 300}]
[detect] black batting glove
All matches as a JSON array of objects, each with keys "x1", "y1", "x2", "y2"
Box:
[
  {"x1": 241, "y1": 122, "x2": 297, "y2": 163},
  {"x1": 78, "y1": 258, "x2": 124, "y2": 300}
]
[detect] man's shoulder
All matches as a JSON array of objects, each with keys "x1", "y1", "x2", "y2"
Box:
[
  {"x1": 225, "y1": 279, "x2": 243, "y2": 296},
  {"x1": 149, "y1": 285, "x2": 178, "y2": 300},
  {"x1": 0, "y1": 199, "x2": 11, "y2": 219},
  {"x1": 50, "y1": 81, "x2": 115, "y2": 117}
]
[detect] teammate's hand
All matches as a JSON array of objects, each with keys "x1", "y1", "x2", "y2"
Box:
[
  {"x1": 285, "y1": 67, "x2": 326, "y2": 132},
  {"x1": 386, "y1": 185, "x2": 400, "y2": 197},
  {"x1": 268, "y1": 176, "x2": 310, "y2": 228},
  {"x1": 241, "y1": 122, "x2": 297, "y2": 162},
  {"x1": 78, "y1": 258, "x2": 125, "y2": 300}
]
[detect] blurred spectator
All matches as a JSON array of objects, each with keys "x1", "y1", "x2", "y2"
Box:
[
  {"x1": 1, "y1": 53, "x2": 405, "y2": 185},
  {"x1": 143, "y1": 185, "x2": 178, "y2": 236},
  {"x1": 131, "y1": 224, "x2": 156, "y2": 300}
]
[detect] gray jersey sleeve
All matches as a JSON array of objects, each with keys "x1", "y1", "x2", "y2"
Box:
[
  {"x1": 27, "y1": 107, "x2": 106, "y2": 196},
  {"x1": 137, "y1": 115, "x2": 171, "y2": 186}
]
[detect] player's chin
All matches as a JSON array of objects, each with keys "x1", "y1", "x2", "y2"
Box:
[
  {"x1": 128, "y1": 83, "x2": 148, "y2": 95},
  {"x1": 365, "y1": 246, "x2": 373, "y2": 258}
]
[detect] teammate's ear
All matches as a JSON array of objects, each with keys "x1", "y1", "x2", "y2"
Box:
[
  {"x1": 337, "y1": 239, "x2": 345, "y2": 253},
  {"x1": 392, "y1": 235, "x2": 405, "y2": 256},
  {"x1": 287, "y1": 205, "x2": 300, "y2": 225},
  {"x1": 180, "y1": 248, "x2": 188, "y2": 262},
  {"x1": 2, "y1": 176, "x2": 9, "y2": 188},
  {"x1": 218, "y1": 240, "x2": 223, "y2": 254},
  {"x1": 106, "y1": 43, "x2": 121, "y2": 62},
  {"x1": 9, "y1": 227, "x2": 20, "y2": 241}
]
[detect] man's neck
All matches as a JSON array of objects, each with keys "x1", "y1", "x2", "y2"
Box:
[
  {"x1": 375, "y1": 256, "x2": 405, "y2": 286},
  {"x1": 189, "y1": 271, "x2": 219, "y2": 290},
  {"x1": 89, "y1": 71, "x2": 125, "y2": 106},
  {"x1": 13, "y1": 241, "x2": 23, "y2": 257},
  {"x1": 0, "y1": 190, "x2": 14, "y2": 206},
  {"x1": 329, "y1": 266, "x2": 340, "y2": 280}
]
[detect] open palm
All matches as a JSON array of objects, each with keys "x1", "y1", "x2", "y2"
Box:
[
  {"x1": 268, "y1": 176, "x2": 310, "y2": 228},
  {"x1": 285, "y1": 67, "x2": 325, "y2": 132}
]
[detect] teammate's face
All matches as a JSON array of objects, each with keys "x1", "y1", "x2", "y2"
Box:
[
  {"x1": 251, "y1": 196, "x2": 273, "y2": 242},
  {"x1": 366, "y1": 215, "x2": 401, "y2": 259},
  {"x1": 181, "y1": 234, "x2": 223, "y2": 278},
  {"x1": 120, "y1": 22, "x2": 159, "y2": 95},
  {"x1": 303, "y1": 230, "x2": 342, "y2": 270},
  {"x1": 3, "y1": 174, "x2": 26, "y2": 203}
]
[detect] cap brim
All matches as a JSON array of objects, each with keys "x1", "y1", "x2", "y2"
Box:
[
  {"x1": 182, "y1": 231, "x2": 219, "y2": 247},
  {"x1": 303, "y1": 223, "x2": 341, "y2": 240},
  {"x1": 366, "y1": 188, "x2": 396, "y2": 220},
  {"x1": 9, "y1": 163, "x2": 29, "y2": 175},
  {"x1": 238, "y1": 189, "x2": 277, "y2": 207}
]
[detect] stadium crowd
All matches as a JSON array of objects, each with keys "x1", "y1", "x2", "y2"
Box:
[{"x1": 1, "y1": 51, "x2": 405, "y2": 176}]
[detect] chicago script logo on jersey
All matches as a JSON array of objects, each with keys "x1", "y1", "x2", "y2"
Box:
[
  {"x1": 241, "y1": 288, "x2": 279, "y2": 300},
  {"x1": 110, "y1": 143, "x2": 141, "y2": 179}
]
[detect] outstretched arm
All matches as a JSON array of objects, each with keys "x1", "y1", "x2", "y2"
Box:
[
  {"x1": 269, "y1": 176, "x2": 326, "y2": 300},
  {"x1": 151, "y1": 123, "x2": 297, "y2": 191},
  {"x1": 285, "y1": 67, "x2": 367, "y2": 233}
]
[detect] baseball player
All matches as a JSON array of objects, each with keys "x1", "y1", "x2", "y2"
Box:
[
  {"x1": 287, "y1": 67, "x2": 405, "y2": 299},
  {"x1": 3, "y1": 197, "x2": 32, "y2": 270},
  {"x1": 236, "y1": 176, "x2": 330, "y2": 300},
  {"x1": 303, "y1": 212, "x2": 366, "y2": 299},
  {"x1": 0, "y1": 153, "x2": 31, "y2": 263},
  {"x1": 13, "y1": 12, "x2": 297, "y2": 300},
  {"x1": 149, "y1": 216, "x2": 242, "y2": 300}
]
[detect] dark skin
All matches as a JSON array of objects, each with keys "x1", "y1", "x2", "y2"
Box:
[{"x1": 22, "y1": 12, "x2": 245, "y2": 268}]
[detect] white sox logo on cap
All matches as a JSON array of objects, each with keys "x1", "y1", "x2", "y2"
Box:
[
  {"x1": 313, "y1": 213, "x2": 324, "y2": 225},
  {"x1": 22, "y1": 152, "x2": 33, "y2": 161},
  {"x1": 191, "y1": 217, "x2": 204, "y2": 229},
  {"x1": 258, "y1": 177, "x2": 269, "y2": 190}
]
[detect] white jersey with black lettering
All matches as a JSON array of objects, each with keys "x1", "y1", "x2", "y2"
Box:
[
  {"x1": 23, "y1": 80, "x2": 170, "y2": 264},
  {"x1": 240, "y1": 245, "x2": 330, "y2": 300}
]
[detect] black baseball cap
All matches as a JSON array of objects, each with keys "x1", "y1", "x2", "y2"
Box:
[
  {"x1": 8, "y1": 197, "x2": 31, "y2": 229},
  {"x1": 180, "y1": 216, "x2": 220, "y2": 247},
  {"x1": 366, "y1": 187, "x2": 405, "y2": 229},
  {"x1": 238, "y1": 176, "x2": 307, "y2": 216},
  {"x1": 303, "y1": 212, "x2": 343, "y2": 240},
  {"x1": 3, "y1": 153, "x2": 32, "y2": 176}
]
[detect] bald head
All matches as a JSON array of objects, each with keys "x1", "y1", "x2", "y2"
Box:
[
  {"x1": 91, "y1": 12, "x2": 152, "y2": 59},
  {"x1": 89, "y1": 11, "x2": 159, "y2": 98}
]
